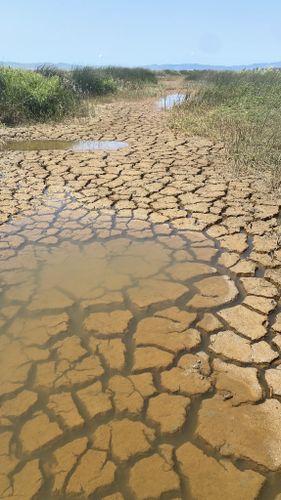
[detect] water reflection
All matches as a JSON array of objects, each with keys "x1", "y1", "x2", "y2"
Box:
[
  {"x1": 0, "y1": 139, "x2": 128, "y2": 152},
  {"x1": 157, "y1": 93, "x2": 186, "y2": 110}
]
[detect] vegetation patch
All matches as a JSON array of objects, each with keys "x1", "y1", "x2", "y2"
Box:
[
  {"x1": 171, "y1": 69, "x2": 281, "y2": 187},
  {"x1": 0, "y1": 65, "x2": 158, "y2": 125}
]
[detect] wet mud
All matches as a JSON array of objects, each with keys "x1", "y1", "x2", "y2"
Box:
[{"x1": 0, "y1": 195, "x2": 280, "y2": 499}]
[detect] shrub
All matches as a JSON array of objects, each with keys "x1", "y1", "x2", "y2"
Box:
[{"x1": 0, "y1": 67, "x2": 78, "y2": 124}]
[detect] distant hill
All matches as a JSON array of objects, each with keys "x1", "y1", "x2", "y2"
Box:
[
  {"x1": 0, "y1": 61, "x2": 281, "y2": 71},
  {"x1": 146, "y1": 62, "x2": 281, "y2": 71},
  {"x1": 0, "y1": 61, "x2": 79, "y2": 70}
]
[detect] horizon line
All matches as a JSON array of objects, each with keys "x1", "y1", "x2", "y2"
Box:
[{"x1": 1, "y1": 59, "x2": 281, "y2": 69}]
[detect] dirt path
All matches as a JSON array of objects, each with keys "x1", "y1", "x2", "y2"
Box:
[{"x1": 0, "y1": 96, "x2": 281, "y2": 499}]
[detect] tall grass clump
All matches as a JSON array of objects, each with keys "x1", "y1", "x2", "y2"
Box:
[
  {"x1": 71, "y1": 67, "x2": 117, "y2": 96},
  {"x1": 71, "y1": 66, "x2": 157, "y2": 96},
  {"x1": 101, "y1": 66, "x2": 157, "y2": 85},
  {"x1": 0, "y1": 67, "x2": 78, "y2": 125},
  {"x1": 172, "y1": 69, "x2": 281, "y2": 187},
  {"x1": 36, "y1": 64, "x2": 66, "y2": 79}
]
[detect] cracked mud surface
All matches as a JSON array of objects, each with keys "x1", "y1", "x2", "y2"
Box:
[{"x1": 0, "y1": 94, "x2": 281, "y2": 499}]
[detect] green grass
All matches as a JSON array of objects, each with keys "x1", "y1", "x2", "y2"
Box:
[
  {"x1": 0, "y1": 67, "x2": 78, "y2": 124},
  {"x1": 171, "y1": 69, "x2": 281, "y2": 188}
]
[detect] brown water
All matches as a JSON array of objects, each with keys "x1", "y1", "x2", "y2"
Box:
[
  {"x1": 0, "y1": 196, "x2": 279, "y2": 499},
  {"x1": 0, "y1": 139, "x2": 128, "y2": 152}
]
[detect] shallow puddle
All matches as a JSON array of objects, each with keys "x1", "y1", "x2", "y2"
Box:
[
  {"x1": 157, "y1": 93, "x2": 186, "y2": 110},
  {"x1": 0, "y1": 139, "x2": 128, "y2": 152},
  {"x1": 0, "y1": 196, "x2": 280, "y2": 499}
]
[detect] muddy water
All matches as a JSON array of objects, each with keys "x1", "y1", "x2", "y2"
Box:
[
  {"x1": 0, "y1": 197, "x2": 280, "y2": 499},
  {"x1": 0, "y1": 140, "x2": 128, "y2": 152}
]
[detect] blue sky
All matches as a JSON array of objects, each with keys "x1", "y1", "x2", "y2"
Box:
[{"x1": 1, "y1": 0, "x2": 280, "y2": 65}]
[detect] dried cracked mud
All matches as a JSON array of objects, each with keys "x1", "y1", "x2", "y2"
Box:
[{"x1": 0, "y1": 94, "x2": 281, "y2": 500}]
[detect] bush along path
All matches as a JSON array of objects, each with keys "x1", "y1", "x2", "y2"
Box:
[
  {"x1": 0, "y1": 67, "x2": 78, "y2": 124},
  {"x1": 0, "y1": 65, "x2": 158, "y2": 125},
  {"x1": 0, "y1": 92, "x2": 281, "y2": 499}
]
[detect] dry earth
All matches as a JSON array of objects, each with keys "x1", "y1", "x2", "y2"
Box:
[{"x1": 0, "y1": 90, "x2": 281, "y2": 500}]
